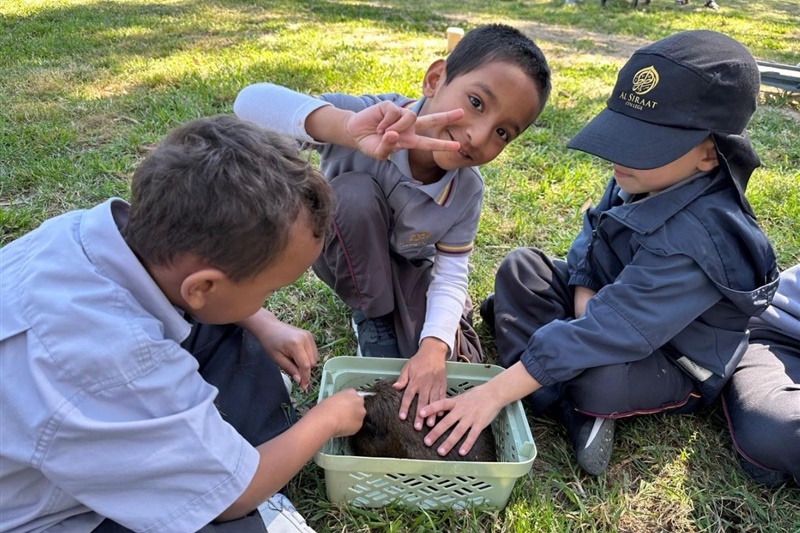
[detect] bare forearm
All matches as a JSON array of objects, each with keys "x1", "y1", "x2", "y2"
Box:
[
  {"x1": 217, "y1": 408, "x2": 337, "y2": 521},
  {"x1": 304, "y1": 105, "x2": 357, "y2": 148},
  {"x1": 486, "y1": 362, "x2": 542, "y2": 405}
]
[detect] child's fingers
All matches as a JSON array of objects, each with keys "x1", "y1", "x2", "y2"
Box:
[
  {"x1": 411, "y1": 136, "x2": 461, "y2": 153},
  {"x1": 398, "y1": 386, "x2": 417, "y2": 422},
  {"x1": 379, "y1": 107, "x2": 417, "y2": 134},
  {"x1": 414, "y1": 108, "x2": 464, "y2": 129},
  {"x1": 372, "y1": 130, "x2": 401, "y2": 160}
]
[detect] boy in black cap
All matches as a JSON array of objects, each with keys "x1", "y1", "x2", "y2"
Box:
[{"x1": 417, "y1": 30, "x2": 779, "y2": 476}]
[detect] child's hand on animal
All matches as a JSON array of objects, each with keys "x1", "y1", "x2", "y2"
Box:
[
  {"x1": 344, "y1": 102, "x2": 464, "y2": 160},
  {"x1": 316, "y1": 389, "x2": 367, "y2": 437},
  {"x1": 417, "y1": 384, "x2": 501, "y2": 457},
  {"x1": 420, "y1": 361, "x2": 542, "y2": 456},
  {"x1": 393, "y1": 337, "x2": 448, "y2": 429}
]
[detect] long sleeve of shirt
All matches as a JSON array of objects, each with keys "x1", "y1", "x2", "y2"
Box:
[
  {"x1": 233, "y1": 82, "x2": 331, "y2": 142},
  {"x1": 521, "y1": 249, "x2": 723, "y2": 386}
]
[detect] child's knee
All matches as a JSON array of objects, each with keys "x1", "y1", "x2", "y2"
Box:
[
  {"x1": 734, "y1": 414, "x2": 800, "y2": 469},
  {"x1": 330, "y1": 171, "x2": 386, "y2": 222}
]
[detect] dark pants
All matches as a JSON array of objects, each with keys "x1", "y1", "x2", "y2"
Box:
[
  {"x1": 493, "y1": 248, "x2": 700, "y2": 417},
  {"x1": 312, "y1": 171, "x2": 482, "y2": 362},
  {"x1": 93, "y1": 321, "x2": 295, "y2": 532},
  {"x1": 722, "y1": 329, "x2": 800, "y2": 487}
]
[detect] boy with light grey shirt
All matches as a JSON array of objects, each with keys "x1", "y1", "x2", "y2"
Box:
[{"x1": 234, "y1": 24, "x2": 551, "y2": 430}]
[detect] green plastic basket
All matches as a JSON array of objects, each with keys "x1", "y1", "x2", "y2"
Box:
[{"x1": 313, "y1": 356, "x2": 536, "y2": 510}]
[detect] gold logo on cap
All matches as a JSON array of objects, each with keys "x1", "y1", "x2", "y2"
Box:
[{"x1": 632, "y1": 66, "x2": 659, "y2": 95}]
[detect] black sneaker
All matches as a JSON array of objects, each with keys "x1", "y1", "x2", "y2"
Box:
[
  {"x1": 738, "y1": 457, "x2": 792, "y2": 488},
  {"x1": 564, "y1": 408, "x2": 615, "y2": 476},
  {"x1": 351, "y1": 310, "x2": 401, "y2": 358},
  {"x1": 479, "y1": 293, "x2": 496, "y2": 336}
]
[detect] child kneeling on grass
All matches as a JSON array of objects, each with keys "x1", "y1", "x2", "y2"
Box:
[
  {"x1": 233, "y1": 24, "x2": 551, "y2": 434},
  {"x1": 0, "y1": 115, "x2": 366, "y2": 532},
  {"x1": 419, "y1": 30, "x2": 779, "y2": 477}
]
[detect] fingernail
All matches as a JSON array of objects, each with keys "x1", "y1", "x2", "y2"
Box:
[
  {"x1": 424, "y1": 438, "x2": 431, "y2": 445},
  {"x1": 438, "y1": 447, "x2": 446, "y2": 455},
  {"x1": 399, "y1": 412, "x2": 406, "y2": 420}
]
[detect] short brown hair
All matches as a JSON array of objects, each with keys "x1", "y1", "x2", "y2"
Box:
[{"x1": 123, "y1": 115, "x2": 332, "y2": 281}]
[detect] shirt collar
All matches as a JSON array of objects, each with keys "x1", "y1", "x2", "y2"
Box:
[
  {"x1": 609, "y1": 170, "x2": 717, "y2": 234},
  {"x1": 388, "y1": 96, "x2": 460, "y2": 202},
  {"x1": 81, "y1": 199, "x2": 192, "y2": 343}
]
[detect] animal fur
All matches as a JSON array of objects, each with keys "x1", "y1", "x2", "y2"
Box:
[{"x1": 349, "y1": 379, "x2": 496, "y2": 462}]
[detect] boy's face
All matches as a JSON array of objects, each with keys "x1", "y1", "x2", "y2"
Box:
[
  {"x1": 419, "y1": 59, "x2": 542, "y2": 169},
  {"x1": 611, "y1": 138, "x2": 719, "y2": 196},
  {"x1": 184, "y1": 213, "x2": 323, "y2": 325}
]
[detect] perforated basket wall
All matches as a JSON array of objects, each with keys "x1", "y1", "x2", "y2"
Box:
[{"x1": 313, "y1": 357, "x2": 536, "y2": 509}]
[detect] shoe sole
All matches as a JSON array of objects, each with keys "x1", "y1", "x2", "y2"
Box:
[{"x1": 576, "y1": 417, "x2": 616, "y2": 476}]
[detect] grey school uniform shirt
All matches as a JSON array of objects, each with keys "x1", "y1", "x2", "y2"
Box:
[
  {"x1": 520, "y1": 167, "x2": 779, "y2": 401},
  {"x1": 315, "y1": 93, "x2": 484, "y2": 260}
]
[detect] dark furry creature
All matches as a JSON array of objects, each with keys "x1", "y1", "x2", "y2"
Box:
[{"x1": 349, "y1": 379, "x2": 496, "y2": 462}]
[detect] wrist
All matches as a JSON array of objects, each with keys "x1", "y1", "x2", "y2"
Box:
[
  {"x1": 307, "y1": 106, "x2": 357, "y2": 148},
  {"x1": 418, "y1": 336, "x2": 449, "y2": 358}
]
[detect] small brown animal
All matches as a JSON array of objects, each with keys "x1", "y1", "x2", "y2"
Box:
[{"x1": 349, "y1": 379, "x2": 496, "y2": 462}]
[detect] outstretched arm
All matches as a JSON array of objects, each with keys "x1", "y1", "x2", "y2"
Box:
[
  {"x1": 393, "y1": 252, "x2": 469, "y2": 429},
  {"x1": 234, "y1": 82, "x2": 463, "y2": 160},
  {"x1": 218, "y1": 389, "x2": 366, "y2": 521}
]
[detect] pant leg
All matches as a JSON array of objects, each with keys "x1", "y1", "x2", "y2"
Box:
[
  {"x1": 93, "y1": 512, "x2": 267, "y2": 533},
  {"x1": 565, "y1": 349, "x2": 701, "y2": 417},
  {"x1": 722, "y1": 330, "x2": 800, "y2": 486},
  {"x1": 314, "y1": 171, "x2": 481, "y2": 361},
  {"x1": 390, "y1": 255, "x2": 482, "y2": 361},
  {"x1": 182, "y1": 321, "x2": 296, "y2": 447},
  {"x1": 493, "y1": 248, "x2": 573, "y2": 368},
  {"x1": 312, "y1": 171, "x2": 394, "y2": 318}
]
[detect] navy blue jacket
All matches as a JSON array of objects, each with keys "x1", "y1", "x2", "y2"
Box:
[{"x1": 521, "y1": 168, "x2": 779, "y2": 402}]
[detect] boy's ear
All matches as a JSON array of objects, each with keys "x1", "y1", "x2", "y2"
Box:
[
  {"x1": 697, "y1": 138, "x2": 720, "y2": 172},
  {"x1": 180, "y1": 268, "x2": 227, "y2": 311},
  {"x1": 422, "y1": 59, "x2": 447, "y2": 98}
]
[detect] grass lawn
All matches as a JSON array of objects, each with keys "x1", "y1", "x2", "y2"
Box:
[{"x1": 2, "y1": 0, "x2": 799, "y2": 531}]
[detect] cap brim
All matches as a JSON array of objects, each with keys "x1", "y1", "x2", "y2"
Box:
[{"x1": 566, "y1": 108, "x2": 710, "y2": 170}]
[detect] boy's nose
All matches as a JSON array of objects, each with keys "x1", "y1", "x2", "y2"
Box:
[{"x1": 466, "y1": 123, "x2": 492, "y2": 147}]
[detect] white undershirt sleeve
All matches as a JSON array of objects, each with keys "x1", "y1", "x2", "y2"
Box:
[
  {"x1": 420, "y1": 252, "x2": 470, "y2": 355},
  {"x1": 233, "y1": 83, "x2": 331, "y2": 142}
]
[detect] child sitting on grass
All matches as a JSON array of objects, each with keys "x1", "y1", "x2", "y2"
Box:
[
  {"x1": 0, "y1": 115, "x2": 366, "y2": 532},
  {"x1": 419, "y1": 30, "x2": 779, "y2": 477}
]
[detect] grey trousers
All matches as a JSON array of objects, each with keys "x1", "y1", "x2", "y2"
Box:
[
  {"x1": 493, "y1": 247, "x2": 701, "y2": 417},
  {"x1": 93, "y1": 321, "x2": 295, "y2": 532},
  {"x1": 722, "y1": 329, "x2": 800, "y2": 486},
  {"x1": 312, "y1": 171, "x2": 482, "y2": 362}
]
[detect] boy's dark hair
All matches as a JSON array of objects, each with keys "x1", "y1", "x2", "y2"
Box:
[
  {"x1": 123, "y1": 115, "x2": 332, "y2": 282},
  {"x1": 445, "y1": 24, "x2": 552, "y2": 108}
]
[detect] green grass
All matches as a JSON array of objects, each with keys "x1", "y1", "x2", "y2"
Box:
[{"x1": 2, "y1": 0, "x2": 799, "y2": 531}]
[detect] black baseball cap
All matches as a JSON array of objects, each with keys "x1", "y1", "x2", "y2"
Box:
[{"x1": 567, "y1": 30, "x2": 760, "y2": 170}]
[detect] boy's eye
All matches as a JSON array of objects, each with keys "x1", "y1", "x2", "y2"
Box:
[
  {"x1": 497, "y1": 128, "x2": 510, "y2": 142},
  {"x1": 468, "y1": 96, "x2": 483, "y2": 110}
]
